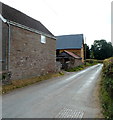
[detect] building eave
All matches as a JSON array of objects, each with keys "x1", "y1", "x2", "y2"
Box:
[
  {"x1": 57, "y1": 48, "x2": 82, "y2": 50},
  {"x1": 7, "y1": 20, "x2": 56, "y2": 40},
  {"x1": 0, "y1": 14, "x2": 56, "y2": 40},
  {"x1": 0, "y1": 14, "x2": 7, "y2": 23}
]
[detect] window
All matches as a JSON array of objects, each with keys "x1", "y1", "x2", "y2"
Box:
[{"x1": 41, "y1": 35, "x2": 46, "y2": 44}]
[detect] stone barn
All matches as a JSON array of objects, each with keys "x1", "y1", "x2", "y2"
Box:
[{"x1": 0, "y1": 2, "x2": 56, "y2": 84}]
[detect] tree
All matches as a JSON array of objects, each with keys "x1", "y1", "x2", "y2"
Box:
[
  {"x1": 90, "y1": 45, "x2": 94, "y2": 59},
  {"x1": 90, "y1": 40, "x2": 113, "y2": 60},
  {"x1": 84, "y1": 44, "x2": 90, "y2": 59}
]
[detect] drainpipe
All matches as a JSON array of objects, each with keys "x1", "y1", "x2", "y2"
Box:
[
  {"x1": 5, "y1": 21, "x2": 12, "y2": 82},
  {"x1": 0, "y1": 14, "x2": 10, "y2": 71},
  {"x1": 0, "y1": 14, "x2": 11, "y2": 83},
  {"x1": 0, "y1": 15, "x2": 11, "y2": 71},
  {"x1": 7, "y1": 22, "x2": 11, "y2": 71}
]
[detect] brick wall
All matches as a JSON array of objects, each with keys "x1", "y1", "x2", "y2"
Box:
[{"x1": 8, "y1": 25, "x2": 56, "y2": 80}]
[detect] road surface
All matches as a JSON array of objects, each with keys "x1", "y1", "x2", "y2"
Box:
[{"x1": 2, "y1": 64, "x2": 103, "y2": 118}]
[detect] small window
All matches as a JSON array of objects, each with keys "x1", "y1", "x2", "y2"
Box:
[{"x1": 41, "y1": 35, "x2": 46, "y2": 44}]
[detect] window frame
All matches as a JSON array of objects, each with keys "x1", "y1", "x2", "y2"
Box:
[{"x1": 41, "y1": 35, "x2": 46, "y2": 44}]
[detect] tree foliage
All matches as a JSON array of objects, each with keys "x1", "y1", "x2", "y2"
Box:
[
  {"x1": 90, "y1": 40, "x2": 113, "y2": 60},
  {"x1": 84, "y1": 43, "x2": 90, "y2": 59}
]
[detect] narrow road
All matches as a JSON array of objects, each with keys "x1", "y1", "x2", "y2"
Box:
[{"x1": 2, "y1": 64, "x2": 103, "y2": 118}]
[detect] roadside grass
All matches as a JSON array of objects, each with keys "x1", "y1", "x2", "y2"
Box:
[
  {"x1": 2, "y1": 72, "x2": 64, "y2": 94},
  {"x1": 100, "y1": 57, "x2": 113, "y2": 119}
]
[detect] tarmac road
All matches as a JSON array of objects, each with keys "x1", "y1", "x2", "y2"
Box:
[{"x1": 2, "y1": 64, "x2": 103, "y2": 118}]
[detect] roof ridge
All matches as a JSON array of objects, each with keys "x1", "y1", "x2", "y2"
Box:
[
  {"x1": 2, "y1": 2, "x2": 40, "y2": 23},
  {"x1": 56, "y1": 34, "x2": 83, "y2": 37}
]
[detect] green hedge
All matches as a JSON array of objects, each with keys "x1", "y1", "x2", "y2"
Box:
[
  {"x1": 85, "y1": 59, "x2": 103, "y2": 64},
  {"x1": 100, "y1": 57, "x2": 113, "y2": 119}
]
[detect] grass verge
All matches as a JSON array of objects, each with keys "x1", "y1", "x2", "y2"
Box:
[{"x1": 1, "y1": 72, "x2": 64, "y2": 94}]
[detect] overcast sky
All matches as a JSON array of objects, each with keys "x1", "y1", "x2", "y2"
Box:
[{"x1": 1, "y1": 0, "x2": 112, "y2": 47}]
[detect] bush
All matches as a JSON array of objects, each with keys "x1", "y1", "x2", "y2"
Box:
[
  {"x1": 100, "y1": 57, "x2": 113, "y2": 119},
  {"x1": 85, "y1": 59, "x2": 97, "y2": 64}
]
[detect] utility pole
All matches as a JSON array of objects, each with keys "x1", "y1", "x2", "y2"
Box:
[{"x1": 85, "y1": 36, "x2": 86, "y2": 65}]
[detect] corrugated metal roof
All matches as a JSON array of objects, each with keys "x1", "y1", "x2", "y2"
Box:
[
  {"x1": 1, "y1": 2, "x2": 54, "y2": 37},
  {"x1": 64, "y1": 50, "x2": 81, "y2": 59},
  {"x1": 56, "y1": 34, "x2": 84, "y2": 49}
]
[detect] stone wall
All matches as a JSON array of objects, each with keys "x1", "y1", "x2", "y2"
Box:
[
  {"x1": 0, "y1": 2, "x2": 2, "y2": 72},
  {"x1": 65, "y1": 59, "x2": 83, "y2": 70},
  {"x1": 56, "y1": 61, "x2": 62, "y2": 72},
  {"x1": 7, "y1": 25, "x2": 56, "y2": 81},
  {"x1": 73, "y1": 59, "x2": 83, "y2": 67},
  {"x1": 0, "y1": 23, "x2": 2, "y2": 72}
]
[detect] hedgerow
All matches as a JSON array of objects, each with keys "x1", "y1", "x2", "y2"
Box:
[
  {"x1": 85, "y1": 59, "x2": 103, "y2": 64},
  {"x1": 100, "y1": 57, "x2": 113, "y2": 119}
]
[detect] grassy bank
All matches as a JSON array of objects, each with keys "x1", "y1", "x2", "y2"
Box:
[
  {"x1": 2, "y1": 72, "x2": 64, "y2": 94},
  {"x1": 100, "y1": 57, "x2": 113, "y2": 119}
]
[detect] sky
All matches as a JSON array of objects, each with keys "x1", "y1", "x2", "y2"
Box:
[{"x1": 1, "y1": 0, "x2": 112, "y2": 47}]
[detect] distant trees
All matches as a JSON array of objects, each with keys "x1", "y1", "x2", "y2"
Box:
[{"x1": 85, "y1": 39, "x2": 113, "y2": 60}]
